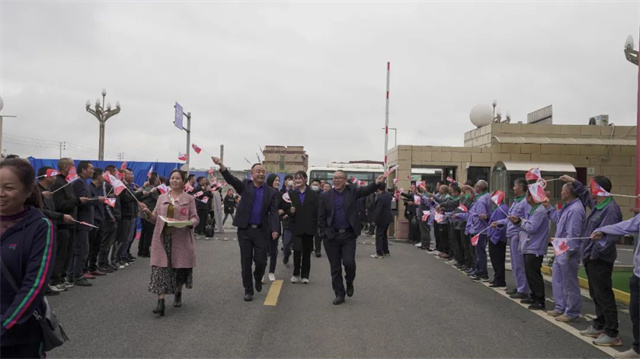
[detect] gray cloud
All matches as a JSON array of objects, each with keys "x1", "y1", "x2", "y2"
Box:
[{"x1": 1, "y1": 1, "x2": 638, "y2": 170}]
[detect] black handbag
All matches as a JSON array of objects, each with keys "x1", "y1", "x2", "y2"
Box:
[
  {"x1": 0, "y1": 259, "x2": 68, "y2": 351},
  {"x1": 205, "y1": 225, "x2": 215, "y2": 237}
]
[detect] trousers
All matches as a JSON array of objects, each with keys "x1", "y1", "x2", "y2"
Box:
[
  {"x1": 113, "y1": 217, "x2": 133, "y2": 263},
  {"x1": 375, "y1": 223, "x2": 390, "y2": 256},
  {"x1": 324, "y1": 231, "x2": 356, "y2": 297},
  {"x1": 437, "y1": 223, "x2": 450, "y2": 253},
  {"x1": 51, "y1": 228, "x2": 71, "y2": 285},
  {"x1": 449, "y1": 223, "x2": 461, "y2": 261},
  {"x1": 68, "y1": 229, "x2": 90, "y2": 281},
  {"x1": 585, "y1": 259, "x2": 619, "y2": 337},
  {"x1": 237, "y1": 227, "x2": 269, "y2": 295},
  {"x1": 418, "y1": 220, "x2": 431, "y2": 249},
  {"x1": 98, "y1": 220, "x2": 118, "y2": 268},
  {"x1": 488, "y1": 240, "x2": 506, "y2": 285},
  {"x1": 551, "y1": 250, "x2": 582, "y2": 318},
  {"x1": 138, "y1": 219, "x2": 154, "y2": 256},
  {"x1": 630, "y1": 275, "x2": 639, "y2": 354},
  {"x1": 196, "y1": 207, "x2": 208, "y2": 234},
  {"x1": 474, "y1": 233, "x2": 488, "y2": 276},
  {"x1": 293, "y1": 234, "x2": 314, "y2": 278},
  {"x1": 524, "y1": 254, "x2": 545, "y2": 305},
  {"x1": 87, "y1": 222, "x2": 104, "y2": 271},
  {"x1": 268, "y1": 235, "x2": 278, "y2": 274},
  {"x1": 510, "y1": 236, "x2": 530, "y2": 294}
]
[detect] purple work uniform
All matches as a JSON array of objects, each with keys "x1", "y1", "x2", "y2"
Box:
[
  {"x1": 496, "y1": 194, "x2": 531, "y2": 294},
  {"x1": 548, "y1": 198, "x2": 586, "y2": 319}
]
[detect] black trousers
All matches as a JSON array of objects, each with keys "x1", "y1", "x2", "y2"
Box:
[
  {"x1": 489, "y1": 240, "x2": 506, "y2": 286},
  {"x1": 437, "y1": 224, "x2": 449, "y2": 253},
  {"x1": 630, "y1": 275, "x2": 639, "y2": 354},
  {"x1": 467, "y1": 233, "x2": 477, "y2": 268},
  {"x1": 98, "y1": 220, "x2": 118, "y2": 268},
  {"x1": 451, "y1": 227, "x2": 464, "y2": 264},
  {"x1": 419, "y1": 220, "x2": 431, "y2": 249},
  {"x1": 524, "y1": 254, "x2": 545, "y2": 304},
  {"x1": 138, "y1": 219, "x2": 155, "y2": 256},
  {"x1": 237, "y1": 228, "x2": 269, "y2": 295},
  {"x1": 51, "y1": 228, "x2": 70, "y2": 285},
  {"x1": 113, "y1": 217, "x2": 132, "y2": 263},
  {"x1": 1, "y1": 342, "x2": 45, "y2": 358},
  {"x1": 375, "y1": 223, "x2": 390, "y2": 255},
  {"x1": 196, "y1": 207, "x2": 209, "y2": 234},
  {"x1": 585, "y1": 259, "x2": 619, "y2": 337},
  {"x1": 314, "y1": 233, "x2": 323, "y2": 254},
  {"x1": 323, "y1": 231, "x2": 356, "y2": 297},
  {"x1": 448, "y1": 224, "x2": 461, "y2": 260},
  {"x1": 268, "y1": 235, "x2": 278, "y2": 274},
  {"x1": 87, "y1": 221, "x2": 103, "y2": 271},
  {"x1": 293, "y1": 234, "x2": 314, "y2": 278},
  {"x1": 408, "y1": 218, "x2": 419, "y2": 242}
]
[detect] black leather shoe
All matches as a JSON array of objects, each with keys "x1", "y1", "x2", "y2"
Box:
[
  {"x1": 333, "y1": 296, "x2": 345, "y2": 305},
  {"x1": 510, "y1": 292, "x2": 529, "y2": 299},
  {"x1": 174, "y1": 292, "x2": 182, "y2": 307},
  {"x1": 506, "y1": 288, "x2": 517, "y2": 295},
  {"x1": 489, "y1": 283, "x2": 507, "y2": 288},
  {"x1": 346, "y1": 283, "x2": 354, "y2": 297},
  {"x1": 528, "y1": 303, "x2": 545, "y2": 311},
  {"x1": 244, "y1": 294, "x2": 253, "y2": 302},
  {"x1": 255, "y1": 280, "x2": 263, "y2": 293},
  {"x1": 520, "y1": 298, "x2": 535, "y2": 304},
  {"x1": 152, "y1": 299, "x2": 165, "y2": 316},
  {"x1": 315, "y1": 251, "x2": 321, "y2": 258}
]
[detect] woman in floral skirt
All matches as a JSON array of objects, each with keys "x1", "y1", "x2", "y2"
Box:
[{"x1": 140, "y1": 169, "x2": 199, "y2": 317}]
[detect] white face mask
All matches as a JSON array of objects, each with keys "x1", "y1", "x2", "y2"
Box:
[
  {"x1": 311, "y1": 185, "x2": 319, "y2": 192},
  {"x1": 287, "y1": 181, "x2": 294, "y2": 187}
]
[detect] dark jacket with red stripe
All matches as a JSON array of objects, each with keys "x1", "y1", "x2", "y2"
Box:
[{"x1": 1, "y1": 206, "x2": 56, "y2": 346}]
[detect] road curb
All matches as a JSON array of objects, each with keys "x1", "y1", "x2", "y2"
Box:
[{"x1": 541, "y1": 265, "x2": 630, "y2": 305}]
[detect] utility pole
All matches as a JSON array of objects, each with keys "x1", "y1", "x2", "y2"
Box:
[
  {"x1": 220, "y1": 144, "x2": 224, "y2": 162},
  {"x1": 59, "y1": 142, "x2": 66, "y2": 159}
]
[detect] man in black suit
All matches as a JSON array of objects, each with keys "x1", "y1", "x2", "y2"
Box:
[
  {"x1": 371, "y1": 182, "x2": 392, "y2": 259},
  {"x1": 212, "y1": 157, "x2": 280, "y2": 302},
  {"x1": 193, "y1": 177, "x2": 213, "y2": 236},
  {"x1": 318, "y1": 170, "x2": 384, "y2": 305},
  {"x1": 288, "y1": 171, "x2": 319, "y2": 284}
]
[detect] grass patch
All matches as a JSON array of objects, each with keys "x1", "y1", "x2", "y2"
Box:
[{"x1": 577, "y1": 268, "x2": 631, "y2": 293}]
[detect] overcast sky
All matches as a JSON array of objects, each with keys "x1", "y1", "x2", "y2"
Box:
[{"x1": 1, "y1": 0, "x2": 639, "y2": 170}]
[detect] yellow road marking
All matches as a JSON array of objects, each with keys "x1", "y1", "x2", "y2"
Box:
[{"x1": 263, "y1": 280, "x2": 283, "y2": 306}]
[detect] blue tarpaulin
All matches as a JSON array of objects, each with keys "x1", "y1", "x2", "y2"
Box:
[{"x1": 28, "y1": 157, "x2": 189, "y2": 186}]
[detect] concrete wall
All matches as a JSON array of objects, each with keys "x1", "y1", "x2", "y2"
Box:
[{"x1": 387, "y1": 124, "x2": 637, "y2": 222}]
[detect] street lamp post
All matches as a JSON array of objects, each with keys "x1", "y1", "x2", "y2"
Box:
[
  {"x1": 0, "y1": 96, "x2": 17, "y2": 158},
  {"x1": 623, "y1": 34, "x2": 640, "y2": 209},
  {"x1": 86, "y1": 88, "x2": 121, "y2": 161}
]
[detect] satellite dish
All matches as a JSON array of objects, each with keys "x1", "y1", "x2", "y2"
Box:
[
  {"x1": 469, "y1": 104, "x2": 493, "y2": 127},
  {"x1": 625, "y1": 35, "x2": 635, "y2": 51}
]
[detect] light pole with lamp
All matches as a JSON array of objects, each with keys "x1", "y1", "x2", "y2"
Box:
[
  {"x1": 623, "y1": 34, "x2": 640, "y2": 209},
  {"x1": 0, "y1": 96, "x2": 17, "y2": 158},
  {"x1": 86, "y1": 88, "x2": 121, "y2": 161}
]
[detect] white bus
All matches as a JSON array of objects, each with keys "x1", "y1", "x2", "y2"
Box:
[
  {"x1": 307, "y1": 163, "x2": 384, "y2": 186},
  {"x1": 307, "y1": 163, "x2": 441, "y2": 186}
]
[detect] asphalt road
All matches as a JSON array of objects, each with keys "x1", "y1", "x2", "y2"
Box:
[{"x1": 46, "y1": 228, "x2": 635, "y2": 358}]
